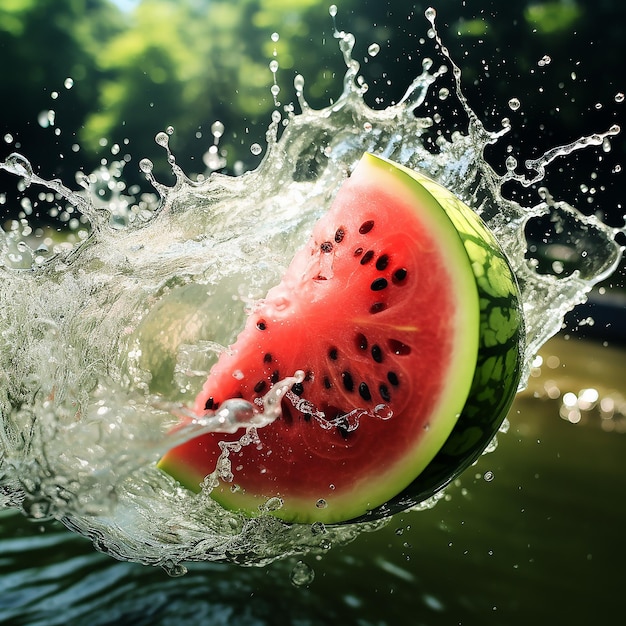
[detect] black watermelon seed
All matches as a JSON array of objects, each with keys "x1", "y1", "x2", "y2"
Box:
[
  {"x1": 337, "y1": 423, "x2": 350, "y2": 439},
  {"x1": 370, "y1": 277, "x2": 388, "y2": 291},
  {"x1": 359, "y1": 382, "x2": 372, "y2": 401},
  {"x1": 353, "y1": 247, "x2": 364, "y2": 257},
  {"x1": 328, "y1": 347, "x2": 339, "y2": 361},
  {"x1": 387, "y1": 371, "x2": 400, "y2": 386},
  {"x1": 359, "y1": 220, "x2": 375, "y2": 234},
  {"x1": 342, "y1": 371, "x2": 354, "y2": 392},
  {"x1": 271, "y1": 370, "x2": 280, "y2": 383},
  {"x1": 375, "y1": 254, "x2": 389, "y2": 271},
  {"x1": 392, "y1": 268, "x2": 408, "y2": 283},
  {"x1": 291, "y1": 382, "x2": 304, "y2": 396},
  {"x1": 263, "y1": 353, "x2": 273, "y2": 363},
  {"x1": 256, "y1": 320, "x2": 267, "y2": 330},
  {"x1": 323, "y1": 376, "x2": 332, "y2": 389},
  {"x1": 360, "y1": 250, "x2": 375, "y2": 265},
  {"x1": 204, "y1": 396, "x2": 215, "y2": 410},
  {"x1": 334, "y1": 228, "x2": 345, "y2": 243},
  {"x1": 303, "y1": 412, "x2": 312, "y2": 422},
  {"x1": 254, "y1": 380, "x2": 267, "y2": 394},
  {"x1": 371, "y1": 344, "x2": 383, "y2": 363},
  {"x1": 320, "y1": 241, "x2": 333, "y2": 253},
  {"x1": 388, "y1": 338, "x2": 412, "y2": 356},
  {"x1": 370, "y1": 302, "x2": 386, "y2": 314},
  {"x1": 379, "y1": 383, "x2": 391, "y2": 402},
  {"x1": 304, "y1": 370, "x2": 314, "y2": 382},
  {"x1": 356, "y1": 333, "x2": 368, "y2": 350}
]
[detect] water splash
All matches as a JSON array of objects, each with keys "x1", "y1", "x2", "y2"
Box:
[{"x1": 0, "y1": 8, "x2": 623, "y2": 569}]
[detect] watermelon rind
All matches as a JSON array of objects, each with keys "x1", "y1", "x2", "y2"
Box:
[{"x1": 348, "y1": 155, "x2": 524, "y2": 522}]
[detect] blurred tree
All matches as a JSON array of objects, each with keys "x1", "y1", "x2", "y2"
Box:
[
  {"x1": 1, "y1": 0, "x2": 623, "y2": 227},
  {"x1": 0, "y1": 0, "x2": 124, "y2": 178}
]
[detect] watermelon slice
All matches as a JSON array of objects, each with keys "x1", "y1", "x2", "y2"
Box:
[{"x1": 158, "y1": 153, "x2": 524, "y2": 524}]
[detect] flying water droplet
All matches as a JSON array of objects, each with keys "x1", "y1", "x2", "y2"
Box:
[
  {"x1": 3, "y1": 153, "x2": 33, "y2": 184},
  {"x1": 37, "y1": 110, "x2": 55, "y2": 128},
  {"x1": 508, "y1": 97, "x2": 521, "y2": 111},
  {"x1": 290, "y1": 560, "x2": 315, "y2": 587},
  {"x1": 250, "y1": 143, "x2": 262, "y2": 155},
  {"x1": 155, "y1": 131, "x2": 169, "y2": 147},
  {"x1": 368, "y1": 43, "x2": 380, "y2": 57},
  {"x1": 537, "y1": 55, "x2": 552, "y2": 67},
  {"x1": 211, "y1": 121, "x2": 225, "y2": 139},
  {"x1": 139, "y1": 158, "x2": 154, "y2": 174},
  {"x1": 64, "y1": 77, "x2": 74, "y2": 89}
]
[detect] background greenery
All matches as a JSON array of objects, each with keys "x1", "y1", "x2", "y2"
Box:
[{"x1": 1, "y1": 0, "x2": 624, "y2": 286}]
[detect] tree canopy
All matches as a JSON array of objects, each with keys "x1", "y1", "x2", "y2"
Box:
[{"x1": 1, "y1": 0, "x2": 624, "y2": 225}]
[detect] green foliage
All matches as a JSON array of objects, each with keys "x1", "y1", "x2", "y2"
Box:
[
  {"x1": 524, "y1": 1, "x2": 583, "y2": 34},
  {"x1": 77, "y1": 0, "x2": 355, "y2": 178},
  {"x1": 0, "y1": 0, "x2": 623, "y2": 204}
]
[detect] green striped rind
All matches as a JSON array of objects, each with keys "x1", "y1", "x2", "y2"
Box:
[{"x1": 350, "y1": 157, "x2": 525, "y2": 522}]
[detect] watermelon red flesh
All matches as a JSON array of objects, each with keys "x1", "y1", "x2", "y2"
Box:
[{"x1": 158, "y1": 152, "x2": 481, "y2": 524}]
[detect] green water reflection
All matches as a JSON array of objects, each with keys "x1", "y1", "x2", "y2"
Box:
[{"x1": 1, "y1": 336, "x2": 624, "y2": 625}]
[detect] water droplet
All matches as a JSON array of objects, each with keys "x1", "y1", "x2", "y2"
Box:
[
  {"x1": 508, "y1": 98, "x2": 521, "y2": 111},
  {"x1": 315, "y1": 498, "x2": 328, "y2": 509},
  {"x1": 291, "y1": 560, "x2": 315, "y2": 587},
  {"x1": 51, "y1": 91, "x2": 59, "y2": 100},
  {"x1": 250, "y1": 143, "x2": 262, "y2": 156},
  {"x1": 4, "y1": 133, "x2": 13, "y2": 144},
  {"x1": 438, "y1": 87, "x2": 449, "y2": 100},
  {"x1": 37, "y1": 110, "x2": 55, "y2": 128},
  {"x1": 166, "y1": 125, "x2": 175, "y2": 136},
  {"x1": 271, "y1": 32, "x2": 280, "y2": 42},
  {"x1": 425, "y1": 7, "x2": 437, "y2": 22},
  {"x1": 64, "y1": 77, "x2": 74, "y2": 89},
  {"x1": 270, "y1": 84, "x2": 281, "y2": 97},
  {"x1": 262, "y1": 496, "x2": 283, "y2": 511},
  {"x1": 211, "y1": 121, "x2": 225, "y2": 139},
  {"x1": 269, "y1": 59, "x2": 279, "y2": 73},
  {"x1": 505, "y1": 155, "x2": 517, "y2": 171},
  {"x1": 602, "y1": 137, "x2": 612, "y2": 153},
  {"x1": 484, "y1": 471, "x2": 495, "y2": 482},
  {"x1": 537, "y1": 55, "x2": 551, "y2": 67},
  {"x1": 615, "y1": 92, "x2": 625, "y2": 103},
  {"x1": 4, "y1": 153, "x2": 33, "y2": 182},
  {"x1": 294, "y1": 74, "x2": 305, "y2": 92},
  {"x1": 139, "y1": 158, "x2": 153, "y2": 174},
  {"x1": 368, "y1": 43, "x2": 380, "y2": 57},
  {"x1": 329, "y1": 4, "x2": 337, "y2": 18},
  {"x1": 155, "y1": 131, "x2": 169, "y2": 147}
]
